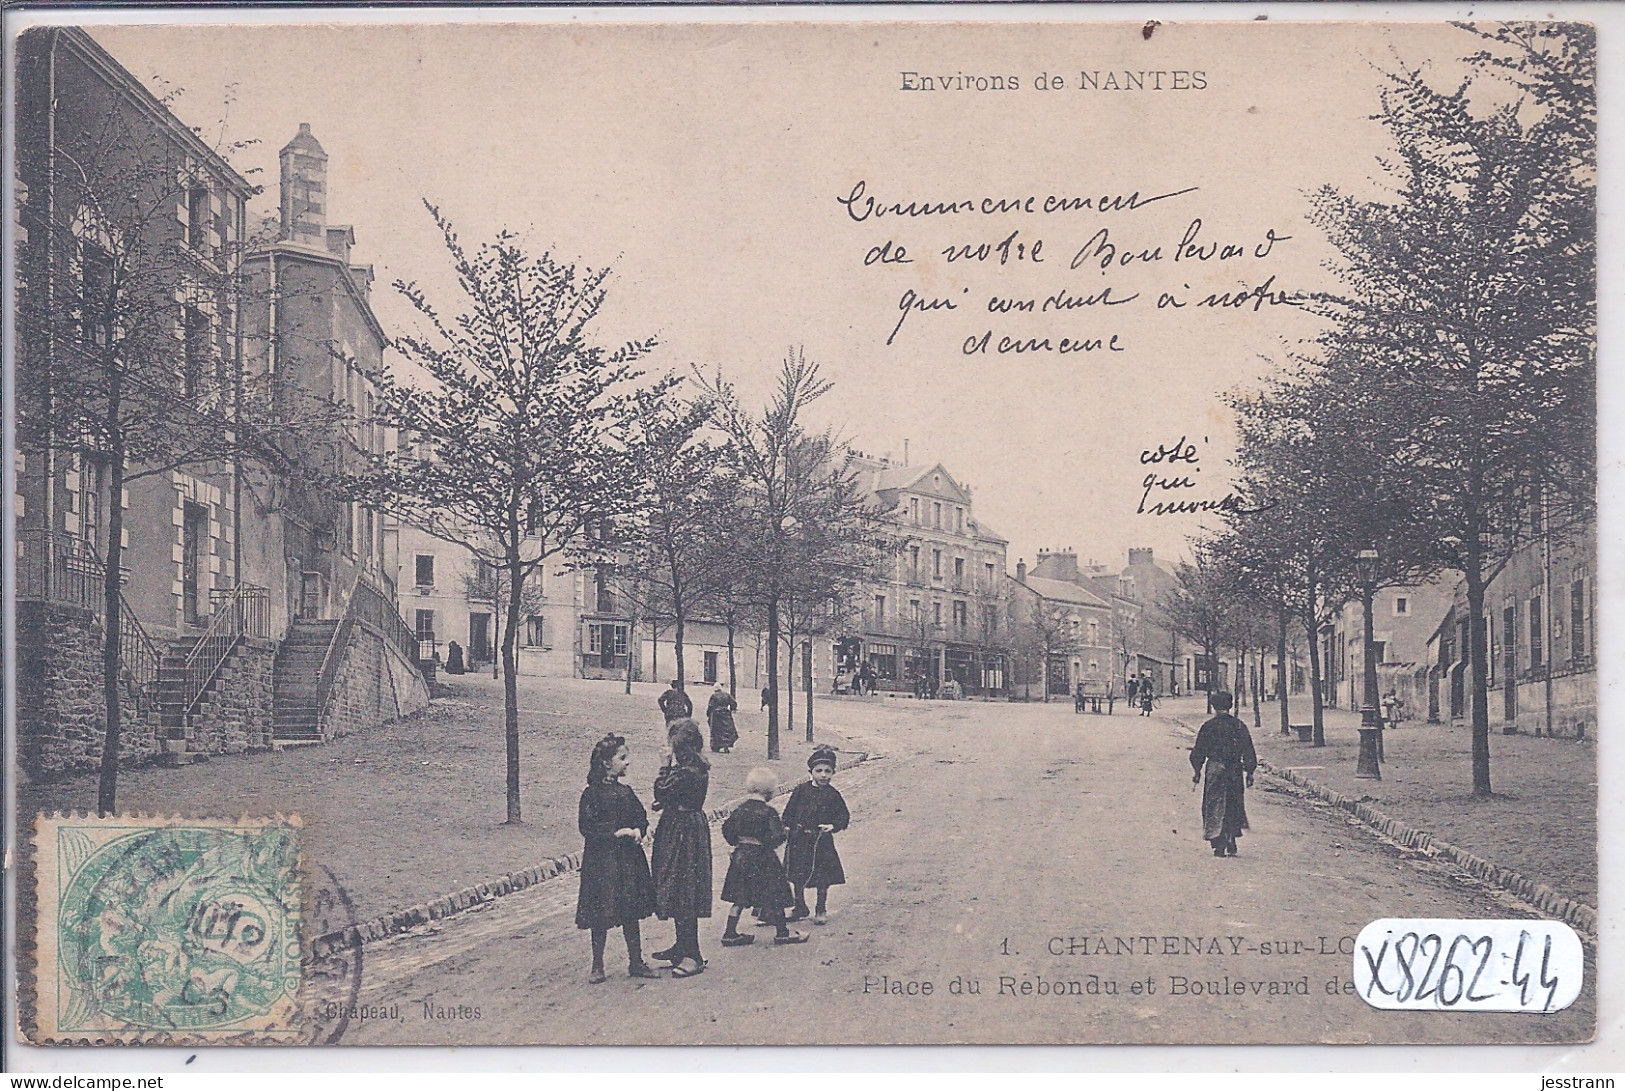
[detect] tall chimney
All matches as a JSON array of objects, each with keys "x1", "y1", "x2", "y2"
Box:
[
  {"x1": 1016, "y1": 559, "x2": 1027, "y2": 583},
  {"x1": 279, "y1": 123, "x2": 328, "y2": 244}
]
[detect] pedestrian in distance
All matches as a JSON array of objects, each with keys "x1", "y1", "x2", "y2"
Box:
[
  {"x1": 719, "y1": 768, "x2": 807, "y2": 947},
  {"x1": 575, "y1": 734, "x2": 659, "y2": 984},
  {"x1": 444, "y1": 640, "x2": 465, "y2": 675},
  {"x1": 658, "y1": 679, "x2": 692, "y2": 725},
  {"x1": 650, "y1": 719, "x2": 713, "y2": 977},
  {"x1": 1189, "y1": 691, "x2": 1258, "y2": 858},
  {"x1": 707, "y1": 686, "x2": 739, "y2": 753},
  {"x1": 1126, "y1": 676, "x2": 1140, "y2": 706},
  {"x1": 1139, "y1": 684, "x2": 1155, "y2": 717},
  {"x1": 782, "y1": 745, "x2": 849, "y2": 925},
  {"x1": 761, "y1": 686, "x2": 772, "y2": 711}
]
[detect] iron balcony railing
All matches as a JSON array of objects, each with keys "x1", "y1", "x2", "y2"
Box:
[
  {"x1": 18, "y1": 530, "x2": 162, "y2": 694},
  {"x1": 17, "y1": 529, "x2": 102, "y2": 611}
]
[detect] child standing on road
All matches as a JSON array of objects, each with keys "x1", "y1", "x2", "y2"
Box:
[
  {"x1": 650, "y1": 719, "x2": 713, "y2": 978},
  {"x1": 575, "y1": 734, "x2": 659, "y2": 983},
  {"x1": 782, "y1": 745, "x2": 850, "y2": 925},
  {"x1": 719, "y1": 768, "x2": 806, "y2": 947}
]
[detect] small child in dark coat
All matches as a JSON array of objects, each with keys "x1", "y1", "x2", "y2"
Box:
[
  {"x1": 782, "y1": 745, "x2": 850, "y2": 925},
  {"x1": 719, "y1": 768, "x2": 807, "y2": 946},
  {"x1": 575, "y1": 733, "x2": 659, "y2": 983}
]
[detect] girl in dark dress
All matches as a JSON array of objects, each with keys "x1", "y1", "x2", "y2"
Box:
[
  {"x1": 782, "y1": 745, "x2": 850, "y2": 925},
  {"x1": 719, "y1": 768, "x2": 806, "y2": 946},
  {"x1": 707, "y1": 688, "x2": 739, "y2": 753},
  {"x1": 575, "y1": 734, "x2": 659, "y2": 983},
  {"x1": 650, "y1": 719, "x2": 712, "y2": 978}
]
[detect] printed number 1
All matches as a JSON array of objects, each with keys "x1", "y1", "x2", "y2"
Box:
[{"x1": 1001, "y1": 938, "x2": 1011, "y2": 956}]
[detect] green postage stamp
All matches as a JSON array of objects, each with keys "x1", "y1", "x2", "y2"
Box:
[{"x1": 28, "y1": 815, "x2": 304, "y2": 1044}]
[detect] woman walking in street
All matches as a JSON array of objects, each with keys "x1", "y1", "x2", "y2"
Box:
[
  {"x1": 707, "y1": 687, "x2": 739, "y2": 753},
  {"x1": 650, "y1": 719, "x2": 713, "y2": 977},
  {"x1": 1188, "y1": 692, "x2": 1258, "y2": 857}
]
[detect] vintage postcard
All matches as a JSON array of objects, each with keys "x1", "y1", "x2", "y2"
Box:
[{"x1": 7, "y1": 12, "x2": 1599, "y2": 1052}]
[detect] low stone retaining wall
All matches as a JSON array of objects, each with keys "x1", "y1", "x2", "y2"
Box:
[{"x1": 17, "y1": 601, "x2": 160, "y2": 780}]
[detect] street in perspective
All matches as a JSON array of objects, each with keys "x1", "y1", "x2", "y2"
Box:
[{"x1": 10, "y1": 17, "x2": 1596, "y2": 1052}]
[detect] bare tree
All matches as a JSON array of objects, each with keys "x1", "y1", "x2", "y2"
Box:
[
  {"x1": 695, "y1": 350, "x2": 885, "y2": 758},
  {"x1": 366, "y1": 204, "x2": 658, "y2": 824}
]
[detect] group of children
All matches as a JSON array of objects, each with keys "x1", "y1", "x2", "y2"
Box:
[{"x1": 575, "y1": 719, "x2": 850, "y2": 983}]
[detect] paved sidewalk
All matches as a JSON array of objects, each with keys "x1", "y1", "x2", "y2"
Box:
[
  {"x1": 1165, "y1": 695, "x2": 1596, "y2": 906},
  {"x1": 17, "y1": 674, "x2": 863, "y2": 922}
]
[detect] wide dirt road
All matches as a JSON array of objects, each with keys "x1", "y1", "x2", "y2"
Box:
[{"x1": 340, "y1": 698, "x2": 1594, "y2": 1046}]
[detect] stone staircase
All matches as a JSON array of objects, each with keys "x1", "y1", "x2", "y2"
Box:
[
  {"x1": 155, "y1": 637, "x2": 202, "y2": 766},
  {"x1": 272, "y1": 619, "x2": 341, "y2": 743}
]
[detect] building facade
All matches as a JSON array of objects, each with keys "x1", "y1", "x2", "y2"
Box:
[
  {"x1": 1007, "y1": 552, "x2": 1115, "y2": 699},
  {"x1": 838, "y1": 455, "x2": 1011, "y2": 694},
  {"x1": 14, "y1": 51, "x2": 426, "y2": 780},
  {"x1": 1423, "y1": 516, "x2": 1596, "y2": 737}
]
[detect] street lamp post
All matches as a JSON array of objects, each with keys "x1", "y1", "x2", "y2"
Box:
[{"x1": 1355, "y1": 547, "x2": 1382, "y2": 780}]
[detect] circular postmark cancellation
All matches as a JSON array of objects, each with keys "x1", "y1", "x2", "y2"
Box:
[
  {"x1": 299, "y1": 863, "x2": 365, "y2": 1045},
  {"x1": 29, "y1": 815, "x2": 305, "y2": 1043}
]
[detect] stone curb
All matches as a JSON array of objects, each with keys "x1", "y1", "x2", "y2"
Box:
[
  {"x1": 1168, "y1": 715, "x2": 1598, "y2": 941},
  {"x1": 310, "y1": 748, "x2": 871, "y2": 959}
]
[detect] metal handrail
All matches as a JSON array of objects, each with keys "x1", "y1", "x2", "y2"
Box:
[
  {"x1": 348, "y1": 577, "x2": 421, "y2": 665},
  {"x1": 118, "y1": 599, "x2": 163, "y2": 695},
  {"x1": 179, "y1": 584, "x2": 269, "y2": 714}
]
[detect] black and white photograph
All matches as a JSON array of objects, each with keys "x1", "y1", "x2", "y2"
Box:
[{"x1": 5, "y1": 10, "x2": 1601, "y2": 1054}]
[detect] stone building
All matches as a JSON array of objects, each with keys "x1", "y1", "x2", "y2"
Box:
[
  {"x1": 239, "y1": 124, "x2": 428, "y2": 744},
  {"x1": 835, "y1": 454, "x2": 1011, "y2": 694},
  {"x1": 14, "y1": 34, "x2": 425, "y2": 782},
  {"x1": 14, "y1": 28, "x2": 273, "y2": 777},
  {"x1": 1423, "y1": 514, "x2": 1596, "y2": 737},
  {"x1": 1007, "y1": 551, "x2": 1115, "y2": 699}
]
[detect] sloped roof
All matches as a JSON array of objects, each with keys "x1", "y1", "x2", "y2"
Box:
[
  {"x1": 969, "y1": 516, "x2": 1007, "y2": 544},
  {"x1": 1018, "y1": 574, "x2": 1112, "y2": 609},
  {"x1": 867, "y1": 462, "x2": 971, "y2": 505}
]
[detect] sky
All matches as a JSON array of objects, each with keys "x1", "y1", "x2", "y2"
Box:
[{"x1": 76, "y1": 15, "x2": 1482, "y2": 573}]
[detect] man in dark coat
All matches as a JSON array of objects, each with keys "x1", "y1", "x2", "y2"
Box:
[
  {"x1": 658, "y1": 679, "x2": 692, "y2": 724},
  {"x1": 1189, "y1": 691, "x2": 1257, "y2": 857}
]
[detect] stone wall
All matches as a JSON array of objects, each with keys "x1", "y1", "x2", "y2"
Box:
[
  {"x1": 190, "y1": 637, "x2": 277, "y2": 754},
  {"x1": 1496, "y1": 670, "x2": 1597, "y2": 739},
  {"x1": 321, "y1": 622, "x2": 430, "y2": 740},
  {"x1": 17, "y1": 601, "x2": 160, "y2": 781}
]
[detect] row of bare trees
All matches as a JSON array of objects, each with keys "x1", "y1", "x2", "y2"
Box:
[
  {"x1": 1162, "y1": 23, "x2": 1595, "y2": 797},
  {"x1": 362, "y1": 206, "x2": 892, "y2": 820}
]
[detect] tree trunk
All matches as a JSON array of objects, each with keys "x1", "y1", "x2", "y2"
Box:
[
  {"x1": 804, "y1": 639, "x2": 814, "y2": 743},
  {"x1": 727, "y1": 617, "x2": 737, "y2": 697},
  {"x1": 624, "y1": 616, "x2": 634, "y2": 695},
  {"x1": 1277, "y1": 604, "x2": 1291, "y2": 737},
  {"x1": 784, "y1": 631, "x2": 797, "y2": 737},
  {"x1": 673, "y1": 609, "x2": 687, "y2": 687},
  {"x1": 1306, "y1": 617, "x2": 1326, "y2": 747},
  {"x1": 1466, "y1": 541, "x2": 1492, "y2": 796},
  {"x1": 1251, "y1": 648, "x2": 1263, "y2": 730},
  {"x1": 96, "y1": 441, "x2": 127, "y2": 817},
  {"x1": 502, "y1": 551, "x2": 525, "y2": 824},
  {"x1": 766, "y1": 594, "x2": 781, "y2": 760}
]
